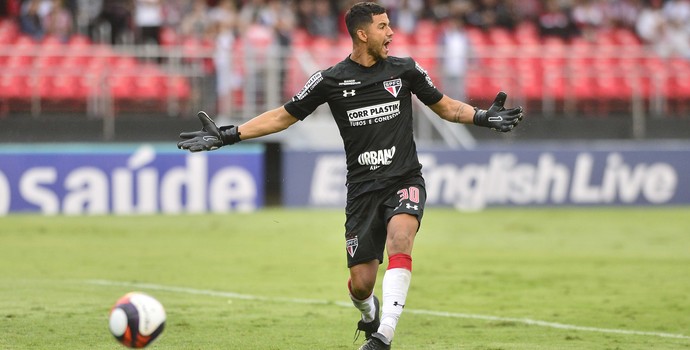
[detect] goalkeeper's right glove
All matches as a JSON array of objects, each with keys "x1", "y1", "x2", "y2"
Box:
[
  {"x1": 473, "y1": 91, "x2": 524, "y2": 132},
  {"x1": 177, "y1": 111, "x2": 241, "y2": 152}
]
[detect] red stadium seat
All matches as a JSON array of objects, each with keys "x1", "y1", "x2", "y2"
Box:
[
  {"x1": 84, "y1": 57, "x2": 109, "y2": 79},
  {"x1": 466, "y1": 73, "x2": 506, "y2": 102},
  {"x1": 569, "y1": 73, "x2": 596, "y2": 99},
  {"x1": 592, "y1": 30, "x2": 617, "y2": 46},
  {"x1": 291, "y1": 28, "x2": 310, "y2": 48},
  {"x1": 611, "y1": 28, "x2": 641, "y2": 46},
  {"x1": 567, "y1": 39, "x2": 595, "y2": 68},
  {"x1": 0, "y1": 18, "x2": 19, "y2": 36},
  {"x1": 4, "y1": 54, "x2": 33, "y2": 67},
  {"x1": 309, "y1": 37, "x2": 338, "y2": 66},
  {"x1": 34, "y1": 55, "x2": 63, "y2": 71},
  {"x1": 67, "y1": 34, "x2": 91, "y2": 46},
  {"x1": 513, "y1": 21, "x2": 539, "y2": 45},
  {"x1": 465, "y1": 26, "x2": 488, "y2": 47},
  {"x1": 596, "y1": 75, "x2": 631, "y2": 99},
  {"x1": 336, "y1": 34, "x2": 354, "y2": 58},
  {"x1": 159, "y1": 26, "x2": 179, "y2": 46},
  {"x1": 392, "y1": 31, "x2": 412, "y2": 47},
  {"x1": 487, "y1": 27, "x2": 515, "y2": 46},
  {"x1": 181, "y1": 36, "x2": 214, "y2": 73},
  {"x1": 32, "y1": 75, "x2": 54, "y2": 100},
  {"x1": 542, "y1": 37, "x2": 567, "y2": 66},
  {"x1": 61, "y1": 55, "x2": 90, "y2": 70},
  {"x1": 6, "y1": 35, "x2": 36, "y2": 66},
  {"x1": 110, "y1": 74, "x2": 137, "y2": 99},
  {"x1": 594, "y1": 73, "x2": 637, "y2": 114},
  {"x1": 0, "y1": 29, "x2": 18, "y2": 44},
  {"x1": 167, "y1": 76, "x2": 191, "y2": 100},
  {"x1": 516, "y1": 67, "x2": 543, "y2": 100},
  {"x1": 135, "y1": 73, "x2": 165, "y2": 100},
  {"x1": 79, "y1": 73, "x2": 101, "y2": 98},
  {"x1": 514, "y1": 44, "x2": 542, "y2": 70},
  {"x1": 50, "y1": 74, "x2": 85, "y2": 100},
  {"x1": 82, "y1": 44, "x2": 116, "y2": 73},
  {"x1": 542, "y1": 67, "x2": 567, "y2": 100},
  {"x1": 112, "y1": 56, "x2": 138, "y2": 72},
  {"x1": 13, "y1": 34, "x2": 35, "y2": 46},
  {"x1": 0, "y1": 74, "x2": 31, "y2": 114},
  {"x1": 28, "y1": 73, "x2": 89, "y2": 112},
  {"x1": 414, "y1": 19, "x2": 439, "y2": 46},
  {"x1": 669, "y1": 58, "x2": 690, "y2": 75},
  {"x1": 669, "y1": 75, "x2": 690, "y2": 98},
  {"x1": 0, "y1": 74, "x2": 29, "y2": 99},
  {"x1": 64, "y1": 36, "x2": 92, "y2": 66},
  {"x1": 616, "y1": 46, "x2": 645, "y2": 70}
]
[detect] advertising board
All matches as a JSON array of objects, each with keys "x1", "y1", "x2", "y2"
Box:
[
  {"x1": 283, "y1": 143, "x2": 689, "y2": 208},
  {"x1": 0, "y1": 144, "x2": 264, "y2": 215}
]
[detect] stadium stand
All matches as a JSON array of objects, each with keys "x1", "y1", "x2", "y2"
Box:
[
  {"x1": 0, "y1": 18, "x2": 192, "y2": 117},
  {"x1": 458, "y1": 21, "x2": 690, "y2": 116},
  {"x1": 1, "y1": 1, "x2": 690, "y2": 120}
]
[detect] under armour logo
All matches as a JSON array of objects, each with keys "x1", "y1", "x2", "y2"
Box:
[
  {"x1": 406, "y1": 203, "x2": 418, "y2": 210},
  {"x1": 343, "y1": 90, "x2": 356, "y2": 97},
  {"x1": 394, "y1": 301, "x2": 405, "y2": 308},
  {"x1": 203, "y1": 136, "x2": 219, "y2": 142}
]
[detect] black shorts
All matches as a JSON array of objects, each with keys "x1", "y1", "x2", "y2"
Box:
[{"x1": 344, "y1": 175, "x2": 426, "y2": 268}]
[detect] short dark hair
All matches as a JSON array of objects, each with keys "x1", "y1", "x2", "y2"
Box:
[{"x1": 344, "y1": 2, "x2": 387, "y2": 39}]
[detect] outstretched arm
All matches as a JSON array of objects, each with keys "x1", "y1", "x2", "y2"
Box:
[
  {"x1": 178, "y1": 106, "x2": 299, "y2": 152},
  {"x1": 237, "y1": 106, "x2": 299, "y2": 141},
  {"x1": 428, "y1": 95, "x2": 476, "y2": 124}
]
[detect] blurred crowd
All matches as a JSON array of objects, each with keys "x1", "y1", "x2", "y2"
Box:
[{"x1": 1, "y1": 0, "x2": 689, "y2": 58}]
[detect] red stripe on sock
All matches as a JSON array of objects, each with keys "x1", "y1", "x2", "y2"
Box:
[{"x1": 387, "y1": 253, "x2": 412, "y2": 271}]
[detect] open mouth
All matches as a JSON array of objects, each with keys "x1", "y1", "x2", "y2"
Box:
[{"x1": 384, "y1": 39, "x2": 391, "y2": 53}]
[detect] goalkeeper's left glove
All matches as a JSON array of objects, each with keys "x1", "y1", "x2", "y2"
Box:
[
  {"x1": 177, "y1": 111, "x2": 241, "y2": 152},
  {"x1": 473, "y1": 91, "x2": 524, "y2": 132}
]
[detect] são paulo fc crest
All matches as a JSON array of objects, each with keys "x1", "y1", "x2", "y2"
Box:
[
  {"x1": 346, "y1": 237, "x2": 359, "y2": 257},
  {"x1": 383, "y1": 78, "x2": 402, "y2": 98}
]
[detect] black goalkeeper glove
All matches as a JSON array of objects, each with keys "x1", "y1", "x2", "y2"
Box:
[
  {"x1": 473, "y1": 92, "x2": 524, "y2": 132},
  {"x1": 177, "y1": 111, "x2": 241, "y2": 152}
]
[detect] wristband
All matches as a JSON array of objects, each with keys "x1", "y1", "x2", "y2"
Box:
[
  {"x1": 472, "y1": 107, "x2": 487, "y2": 126},
  {"x1": 219, "y1": 125, "x2": 241, "y2": 145}
]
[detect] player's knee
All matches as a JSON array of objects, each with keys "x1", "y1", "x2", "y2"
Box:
[
  {"x1": 349, "y1": 262, "x2": 377, "y2": 298},
  {"x1": 349, "y1": 276, "x2": 375, "y2": 299},
  {"x1": 349, "y1": 283, "x2": 374, "y2": 300}
]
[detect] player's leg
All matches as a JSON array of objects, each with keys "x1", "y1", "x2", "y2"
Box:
[
  {"x1": 349, "y1": 259, "x2": 379, "y2": 301},
  {"x1": 345, "y1": 193, "x2": 387, "y2": 340},
  {"x1": 349, "y1": 260, "x2": 382, "y2": 342},
  {"x1": 348, "y1": 260, "x2": 380, "y2": 328},
  {"x1": 358, "y1": 213, "x2": 419, "y2": 350},
  {"x1": 377, "y1": 213, "x2": 417, "y2": 343},
  {"x1": 375, "y1": 182, "x2": 426, "y2": 347}
]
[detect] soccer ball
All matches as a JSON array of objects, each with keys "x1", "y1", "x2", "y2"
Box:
[{"x1": 108, "y1": 292, "x2": 166, "y2": 348}]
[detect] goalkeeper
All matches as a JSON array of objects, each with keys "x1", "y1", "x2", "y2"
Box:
[{"x1": 178, "y1": 2, "x2": 523, "y2": 349}]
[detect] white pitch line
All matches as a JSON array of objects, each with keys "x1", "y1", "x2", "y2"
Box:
[{"x1": 87, "y1": 279, "x2": 690, "y2": 341}]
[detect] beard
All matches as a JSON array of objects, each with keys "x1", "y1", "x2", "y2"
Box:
[{"x1": 366, "y1": 42, "x2": 387, "y2": 62}]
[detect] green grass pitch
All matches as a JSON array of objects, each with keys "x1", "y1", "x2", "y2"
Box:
[{"x1": 1, "y1": 208, "x2": 689, "y2": 349}]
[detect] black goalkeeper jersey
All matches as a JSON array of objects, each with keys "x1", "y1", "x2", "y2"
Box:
[{"x1": 284, "y1": 55, "x2": 443, "y2": 195}]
